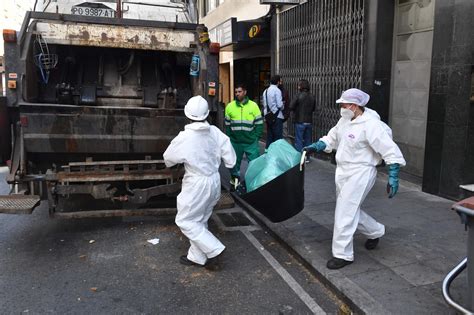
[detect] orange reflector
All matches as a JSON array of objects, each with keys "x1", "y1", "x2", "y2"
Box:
[
  {"x1": 20, "y1": 116, "x2": 28, "y2": 127},
  {"x1": 209, "y1": 42, "x2": 220, "y2": 54},
  {"x1": 3, "y1": 29, "x2": 17, "y2": 43},
  {"x1": 7, "y1": 80, "x2": 16, "y2": 89}
]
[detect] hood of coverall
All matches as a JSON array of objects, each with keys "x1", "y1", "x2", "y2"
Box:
[
  {"x1": 185, "y1": 121, "x2": 211, "y2": 131},
  {"x1": 336, "y1": 88, "x2": 370, "y2": 107}
]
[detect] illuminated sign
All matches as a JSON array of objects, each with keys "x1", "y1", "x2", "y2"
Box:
[{"x1": 248, "y1": 25, "x2": 261, "y2": 38}]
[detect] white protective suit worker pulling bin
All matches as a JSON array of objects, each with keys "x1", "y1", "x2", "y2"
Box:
[
  {"x1": 163, "y1": 96, "x2": 236, "y2": 270},
  {"x1": 304, "y1": 88, "x2": 406, "y2": 270}
]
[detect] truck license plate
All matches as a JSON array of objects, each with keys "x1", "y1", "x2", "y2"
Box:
[{"x1": 71, "y1": 6, "x2": 115, "y2": 18}]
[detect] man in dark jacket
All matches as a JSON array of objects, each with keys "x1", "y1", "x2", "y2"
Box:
[{"x1": 289, "y1": 79, "x2": 316, "y2": 155}]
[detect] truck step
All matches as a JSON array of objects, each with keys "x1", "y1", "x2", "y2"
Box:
[{"x1": 0, "y1": 195, "x2": 41, "y2": 214}]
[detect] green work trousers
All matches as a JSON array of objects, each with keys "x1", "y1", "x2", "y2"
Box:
[{"x1": 230, "y1": 141, "x2": 260, "y2": 179}]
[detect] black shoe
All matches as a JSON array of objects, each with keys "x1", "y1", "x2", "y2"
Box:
[
  {"x1": 326, "y1": 257, "x2": 353, "y2": 270},
  {"x1": 365, "y1": 238, "x2": 380, "y2": 250},
  {"x1": 205, "y1": 249, "x2": 225, "y2": 271},
  {"x1": 179, "y1": 255, "x2": 204, "y2": 267}
]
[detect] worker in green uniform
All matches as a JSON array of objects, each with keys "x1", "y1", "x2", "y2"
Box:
[{"x1": 225, "y1": 83, "x2": 264, "y2": 189}]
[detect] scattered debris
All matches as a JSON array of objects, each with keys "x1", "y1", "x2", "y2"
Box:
[{"x1": 147, "y1": 238, "x2": 160, "y2": 245}]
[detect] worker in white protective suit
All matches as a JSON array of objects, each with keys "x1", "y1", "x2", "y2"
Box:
[
  {"x1": 304, "y1": 88, "x2": 406, "y2": 269},
  {"x1": 163, "y1": 95, "x2": 236, "y2": 270}
]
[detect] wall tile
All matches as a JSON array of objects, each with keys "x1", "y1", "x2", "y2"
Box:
[
  {"x1": 430, "y1": 66, "x2": 448, "y2": 94},
  {"x1": 464, "y1": 105, "x2": 474, "y2": 184},
  {"x1": 445, "y1": 65, "x2": 472, "y2": 126},
  {"x1": 423, "y1": 122, "x2": 444, "y2": 194},
  {"x1": 452, "y1": 1, "x2": 473, "y2": 46},
  {"x1": 431, "y1": 0, "x2": 454, "y2": 66},
  {"x1": 427, "y1": 92, "x2": 446, "y2": 123},
  {"x1": 450, "y1": 45, "x2": 471, "y2": 66},
  {"x1": 439, "y1": 125, "x2": 470, "y2": 199}
]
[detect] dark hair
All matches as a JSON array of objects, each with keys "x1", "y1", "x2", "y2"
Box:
[
  {"x1": 270, "y1": 75, "x2": 281, "y2": 85},
  {"x1": 299, "y1": 79, "x2": 310, "y2": 91},
  {"x1": 235, "y1": 83, "x2": 247, "y2": 91}
]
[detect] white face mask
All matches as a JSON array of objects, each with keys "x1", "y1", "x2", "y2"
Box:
[{"x1": 340, "y1": 107, "x2": 354, "y2": 119}]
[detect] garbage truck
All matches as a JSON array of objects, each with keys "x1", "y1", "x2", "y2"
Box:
[{"x1": 0, "y1": 0, "x2": 224, "y2": 218}]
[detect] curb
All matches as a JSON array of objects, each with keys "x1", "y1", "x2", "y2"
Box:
[{"x1": 231, "y1": 191, "x2": 388, "y2": 315}]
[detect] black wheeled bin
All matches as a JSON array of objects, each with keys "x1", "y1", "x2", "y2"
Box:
[{"x1": 239, "y1": 161, "x2": 306, "y2": 223}]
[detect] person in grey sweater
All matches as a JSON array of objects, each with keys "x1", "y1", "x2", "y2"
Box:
[{"x1": 289, "y1": 79, "x2": 317, "y2": 156}]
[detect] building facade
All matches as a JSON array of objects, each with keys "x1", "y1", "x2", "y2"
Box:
[
  {"x1": 198, "y1": 0, "x2": 271, "y2": 105},
  {"x1": 274, "y1": 0, "x2": 473, "y2": 200},
  {"x1": 0, "y1": 1, "x2": 35, "y2": 55}
]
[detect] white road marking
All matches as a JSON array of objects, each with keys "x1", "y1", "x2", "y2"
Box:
[{"x1": 242, "y1": 230, "x2": 326, "y2": 315}]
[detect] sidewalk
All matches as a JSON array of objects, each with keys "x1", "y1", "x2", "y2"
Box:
[{"x1": 236, "y1": 158, "x2": 469, "y2": 314}]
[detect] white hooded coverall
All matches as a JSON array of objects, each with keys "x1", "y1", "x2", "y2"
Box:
[
  {"x1": 163, "y1": 122, "x2": 236, "y2": 265},
  {"x1": 320, "y1": 111, "x2": 406, "y2": 261}
]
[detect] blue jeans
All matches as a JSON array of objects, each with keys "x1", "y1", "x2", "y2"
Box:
[
  {"x1": 266, "y1": 118, "x2": 283, "y2": 148},
  {"x1": 294, "y1": 123, "x2": 313, "y2": 152}
]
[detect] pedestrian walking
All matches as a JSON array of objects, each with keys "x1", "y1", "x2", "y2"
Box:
[
  {"x1": 225, "y1": 83, "x2": 264, "y2": 188},
  {"x1": 289, "y1": 79, "x2": 316, "y2": 159},
  {"x1": 263, "y1": 75, "x2": 284, "y2": 148},
  {"x1": 279, "y1": 81, "x2": 290, "y2": 138},
  {"x1": 163, "y1": 95, "x2": 236, "y2": 270},
  {"x1": 304, "y1": 88, "x2": 406, "y2": 269}
]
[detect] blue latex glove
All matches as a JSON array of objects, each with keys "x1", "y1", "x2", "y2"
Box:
[
  {"x1": 387, "y1": 163, "x2": 400, "y2": 198},
  {"x1": 304, "y1": 141, "x2": 326, "y2": 153}
]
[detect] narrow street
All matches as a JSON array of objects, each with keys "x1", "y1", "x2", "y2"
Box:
[{"x1": 0, "y1": 167, "x2": 349, "y2": 314}]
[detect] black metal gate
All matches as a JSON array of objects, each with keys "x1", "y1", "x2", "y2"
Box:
[{"x1": 279, "y1": 0, "x2": 364, "y2": 139}]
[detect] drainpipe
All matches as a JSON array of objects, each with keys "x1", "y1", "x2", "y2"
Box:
[
  {"x1": 116, "y1": 0, "x2": 122, "y2": 18},
  {"x1": 276, "y1": 6, "x2": 280, "y2": 73}
]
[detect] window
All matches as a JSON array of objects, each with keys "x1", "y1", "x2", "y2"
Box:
[{"x1": 202, "y1": 0, "x2": 223, "y2": 17}]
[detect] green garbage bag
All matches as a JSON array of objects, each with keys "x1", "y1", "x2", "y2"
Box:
[{"x1": 245, "y1": 139, "x2": 301, "y2": 192}]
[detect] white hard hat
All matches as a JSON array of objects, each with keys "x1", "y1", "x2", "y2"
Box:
[
  {"x1": 336, "y1": 88, "x2": 370, "y2": 107},
  {"x1": 184, "y1": 95, "x2": 209, "y2": 121}
]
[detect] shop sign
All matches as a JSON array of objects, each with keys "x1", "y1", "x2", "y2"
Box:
[
  {"x1": 209, "y1": 18, "x2": 237, "y2": 47},
  {"x1": 237, "y1": 21, "x2": 269, "y2": 42},
  {"x1": 248, "y1": 25, "x2": 261, "y2": 38},
  {"x1": 209, "y1": 18, "x2": 269, "y2": 50}
]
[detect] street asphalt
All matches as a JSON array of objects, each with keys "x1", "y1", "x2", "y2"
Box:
[
  {"x1": 0, "y1": 166, "x2": 348, "y2": 314},
  {"x1": 2, "y1": 141, "x2": 471, "y2": 314}
]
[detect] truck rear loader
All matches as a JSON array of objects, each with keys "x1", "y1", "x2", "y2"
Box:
[{"x1": 0, "y1": 1, "x2": 226, "y2": 217}]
